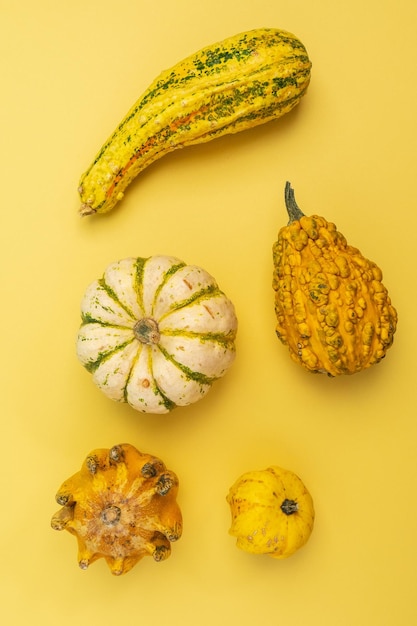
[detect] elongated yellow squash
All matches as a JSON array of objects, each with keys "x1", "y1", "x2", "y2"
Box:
[{"x1": 78, "y1": 28, "x2": 311, "y2": 216}]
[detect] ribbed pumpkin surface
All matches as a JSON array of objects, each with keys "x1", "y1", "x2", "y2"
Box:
[{"x1": 76, "y1": 255, "x2": 238, "y2": 413}]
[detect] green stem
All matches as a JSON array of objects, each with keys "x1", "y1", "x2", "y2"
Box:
[
  {"x1": 134, "y1": 318, "x2": 160, "y2": 344},
  {"x1": 284, "y1": 181, "x2": 304, "y2": 224}
]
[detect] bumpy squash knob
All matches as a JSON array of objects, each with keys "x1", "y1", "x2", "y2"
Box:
[
  {"x1": 272, "y1": 183, "x2": 398, "y2": 376},
  {"x1": 226, "y1": 465, "x2": 314, "y2": 558},
  {"x1": 51, "y1": 444, "x2": 183, "y2": 575}
]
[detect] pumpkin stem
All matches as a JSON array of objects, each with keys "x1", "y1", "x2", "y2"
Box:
[
  {"x1": 101, "y1": 505, "x2": 122, "y2": 526},
  {"x1": 134, "y1": 318, "x2": 160, "y2": 344},
  {"x1": 280, "y1": 498, "x2": 299, "y2": 515},
  {"x1": 284, "y1": 181, "x2": 304, "y2": 224}
]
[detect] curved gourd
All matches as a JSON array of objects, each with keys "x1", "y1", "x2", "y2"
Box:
[{"x1": 78, "y1": 28, "x2": 311, "y2": 216}]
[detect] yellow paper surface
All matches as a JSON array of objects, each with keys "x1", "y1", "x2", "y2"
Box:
[{"x1": 1, "y1": 1, "x2": 416, "y2": 624}]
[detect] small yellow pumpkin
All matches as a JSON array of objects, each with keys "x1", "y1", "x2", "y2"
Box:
[
  {"x1": 76, "y1": 255, "x2": 238, "y2": 413},
  {"x1": 226, "y1": 465, "x2": 314, "y2": 558},
  {"x1": 272, "y1": 182, "x2": 398, "y2": 376},
  {"x1": 51, "y1": 443, "x2": 183, "y2": 575}
]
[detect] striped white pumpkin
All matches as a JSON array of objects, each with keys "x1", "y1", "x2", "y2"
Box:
[{"x1": 76, "y1": 255, "x2": 238, "y2": 414}]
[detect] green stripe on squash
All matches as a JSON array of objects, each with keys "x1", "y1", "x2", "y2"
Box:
[{"x1": 83, "y1": 339, "x2": 135, "y2": 374}]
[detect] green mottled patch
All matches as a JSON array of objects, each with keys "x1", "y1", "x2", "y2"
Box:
[
  {"x1": 158, "y1": 284, "x2": 223, "y2": 321},
  {"x1": 162, "y1": 328, "x2": 237, "y2": 348},
  {"x1": 149, "y1": 261, "x2": 186, "y2": 315},
  {"x1": 97, "y1": 277, "x2": 136, "y2": 319},
  {"x1": 120, "y1": 337, "x2": 177, "y2": 411},
  {"x1": 83, "y1": 339, "x2": 135, "y2": 373},
  {"x1": 157, "y1": 344, "x2": 215, "y2": 386},
  {"x1": 133, "y1": 256, "x2": 147, "y2": 311},
  {"x1": 152, "y1": 387, "x2": 177, "y2": 412}
]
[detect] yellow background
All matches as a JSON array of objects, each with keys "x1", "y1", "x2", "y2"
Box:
[{"x1": 2, "y1": 1, "x2": 416, "y2": 624}]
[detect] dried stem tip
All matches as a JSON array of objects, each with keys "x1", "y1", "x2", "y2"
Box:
[
  {"x1": 280, "y1": 498, "x2": 299, "y2": 515},
  {"x1": 134, "y1": 318, "x2": 160, "y2": 345},
  {"x1": 284, "y1": 181, "x2": 305, "y2": 224}
]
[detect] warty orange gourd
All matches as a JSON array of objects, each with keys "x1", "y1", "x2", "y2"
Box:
[{"x1": 272, "y1": 182, "x2": 398, "y2": 376}]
